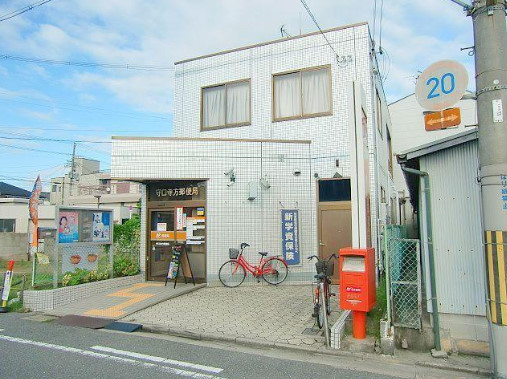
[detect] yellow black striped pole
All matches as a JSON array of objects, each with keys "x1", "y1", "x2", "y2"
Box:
[{"x1": 485, "y1": 230, "x2": 507, "y2": 326}]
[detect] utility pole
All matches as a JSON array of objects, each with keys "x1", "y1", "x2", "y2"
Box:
[
  {"x1": 473, "y1": 1, "x2": 507, "y2": 378},
  {"x1": 69, "y1": 141, "x2": 77, "y2": 197},
  {"x1": 450, "y1": 0, "x2": 507, "y2": 377}
]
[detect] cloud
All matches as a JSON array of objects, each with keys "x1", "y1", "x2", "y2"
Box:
[{"x1": 0, "y1": 0, "x2": 476, "y2": 111}]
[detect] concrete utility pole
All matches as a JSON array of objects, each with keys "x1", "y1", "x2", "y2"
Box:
[
  {"x1": 69, "y1": 141, "x2": 77, "y2": 197},
  {"x1": 469, "y1": 0, "x2": 507, "y2": 377}
]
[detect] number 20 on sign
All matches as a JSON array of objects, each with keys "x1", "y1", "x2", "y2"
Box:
[{"x1": 415, "y1": 60, "x2": 469, "y2": 111}]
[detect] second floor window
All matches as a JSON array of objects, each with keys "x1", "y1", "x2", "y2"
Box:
[
  {"x1": 201, "y1": 80, "x2": 251, "y2": 130},
  {"x1": 273, "y1": 66, "x2": 332, "y2": 121}
]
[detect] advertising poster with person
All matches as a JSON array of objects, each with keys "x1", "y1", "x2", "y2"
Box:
[
  {"x1": 92, "y1": 212, "x2": 111, "y2": 242},
  {"x1": 58, "y1": 211, "x2": 79, "y2": 243}
]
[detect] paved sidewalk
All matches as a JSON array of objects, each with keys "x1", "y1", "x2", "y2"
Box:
[
  {"x1": 125, "y1": 285, "x2": 343, "y2": 348},
  {"x1": 45, "y1": 282, "x2": 206, "y2": 320}
]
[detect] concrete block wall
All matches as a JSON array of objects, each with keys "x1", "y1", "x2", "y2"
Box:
[{"x1": 0, "y1": 232, "x2": 28, "y2": 260}]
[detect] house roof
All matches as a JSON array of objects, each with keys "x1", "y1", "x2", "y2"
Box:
[
  {"x1": 175, "y1": 22, "x2": 368, "y2": 65},
  {"x1": 396, "y1": 128, "x2": 478, "y2": 212},
  {"x1": 0, "y1": 182, "x2": 32, "y2": 198},
  {"x1": 396, "y1": 128, "x2": 478, "y2": 164}
]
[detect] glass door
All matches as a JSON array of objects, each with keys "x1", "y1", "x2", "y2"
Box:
[{"x1": 149, "y1": 210, "x2": 176, "y2": 280}]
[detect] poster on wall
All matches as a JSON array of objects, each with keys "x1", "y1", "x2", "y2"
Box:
[
  {"x1": 281, "y1": 209, "x2": 300, "y2": 265},
  {"x1": 58, "y1": 211, "x2": 79, "y2": 243},
  {"x1": 92, "y1": 212, "x2": 111, "y2": 242},
  {"x1": 61, "y1": 250, "x2": 99, "y2": 274}
]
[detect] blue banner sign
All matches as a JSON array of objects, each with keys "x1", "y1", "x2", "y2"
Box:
[{"x1": 281, "y1": 209, "x2": 300, "y2": 265}]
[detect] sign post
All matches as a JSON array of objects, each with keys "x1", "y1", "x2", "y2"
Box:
[{"x1": 0, "y1": 261, "x2": 15, "y2": 313}]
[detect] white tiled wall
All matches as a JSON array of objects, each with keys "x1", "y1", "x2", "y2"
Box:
[{"x1": 112, "y1": 23, "x2": 392, "y2": 282}]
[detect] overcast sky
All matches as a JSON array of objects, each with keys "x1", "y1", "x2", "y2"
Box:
[{"x1": 0, "y1": 0, "x2": 475, "y2": 190}]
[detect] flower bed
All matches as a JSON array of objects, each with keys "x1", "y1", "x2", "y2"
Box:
[{"x1": 23, "y1": 274, "x2": 143, "y2": 312}]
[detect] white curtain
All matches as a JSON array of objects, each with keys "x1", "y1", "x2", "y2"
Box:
[
  {"x1": 302, "y1": 68, "x2": 331, "y2": 115},
  {"x1": 202, "y1": 86, "x2": 225, "y2": 128},
  {"x1": 226, "y1": 81, "x2": 250, "y2": 124},
  {"x1": 274, "y1": 72, "x2": 301, "y2": 119}
]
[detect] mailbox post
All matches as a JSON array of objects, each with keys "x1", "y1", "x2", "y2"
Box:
[{"x1": 339, "y1": 247, "x2": 376, "y2": 339}]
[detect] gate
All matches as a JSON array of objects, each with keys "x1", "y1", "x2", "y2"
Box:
[{"x1": 387, "y1": 238, "x2": 422, "y2": 329}]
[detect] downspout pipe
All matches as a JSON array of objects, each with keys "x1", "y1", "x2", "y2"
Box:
[{"x1": 401, "y1": 165, "x2": 442, "y2": 352}]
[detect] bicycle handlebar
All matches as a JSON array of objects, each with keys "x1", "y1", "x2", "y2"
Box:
[
  {"x1": 240, "y1": 242, "x2": 250, "y2": 249},
  {"x1": 307, "y1": 254, "x2": 338, "y2": 262}
]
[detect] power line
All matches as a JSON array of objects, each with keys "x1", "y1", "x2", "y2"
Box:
[
  {"x1": 0, "y1": 0, "x2": 53, "y2": 23},
  {"x1": 0, "y1": 125, "x2": 169, "y2": 133},
  {"x1": 379, "y1": 0, "x2": 384, "y2": 50},
  {"x1": 0, "y1": 142, "x2": 73, "y2": 156},
  {"x1": 0, "y1": 54, "x2": 175, "y2": 71},
  {"x1": 298, "y1": 0, "x2": 340, "y2": 60},
  {"x1": 0, "y1": 135, "x2": 111, "y2": 144},
  {"x1": 0, "y1": 93, "x2": 171, "y2": 122}
]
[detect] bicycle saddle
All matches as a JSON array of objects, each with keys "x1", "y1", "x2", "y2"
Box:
[{"x1": 258, "y1": 252, "x2": 268, "y2": 257}]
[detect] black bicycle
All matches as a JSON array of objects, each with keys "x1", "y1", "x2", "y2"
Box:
[{"x1": 307, "y1": 254, "x2": 338, "y2": 329}]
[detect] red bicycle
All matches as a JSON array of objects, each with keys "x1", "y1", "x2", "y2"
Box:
[{"x1": 218, "y1": 242, "x2": 289, "y2": 287}]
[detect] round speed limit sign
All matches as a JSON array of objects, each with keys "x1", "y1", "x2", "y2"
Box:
[{"x1": 415, "y1": 60, "x2": 469, "y2": 111}]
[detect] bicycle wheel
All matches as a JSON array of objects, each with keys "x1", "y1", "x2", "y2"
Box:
[
  {"x1": 218, "y1": 260, "x2": 246, "y2": 288},
  {"x1": 261, "y1": 257, "x2": 288, "y2": 285},
  {"x1": 313, "y1": 285, "x2": 324, "y2": 329},
  {"x1": 325, "y1": 282, "x2": 332, "y2": 315}
]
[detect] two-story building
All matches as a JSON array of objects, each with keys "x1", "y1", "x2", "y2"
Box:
[{"x1": 111, "y1": 22, "x2": 395, "y2": 283}]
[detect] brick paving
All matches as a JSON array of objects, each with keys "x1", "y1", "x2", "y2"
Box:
[{"x1": 125, "y1": 284, "x2": 343, "y2": 348}]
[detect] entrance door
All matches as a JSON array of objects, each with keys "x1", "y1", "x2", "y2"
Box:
[
  {"x1": 318, "y1": 202, "x2": 352, "y2": 282},
  {"x1": 148, "y1": 210, "x2": 177, "y2": 281}
]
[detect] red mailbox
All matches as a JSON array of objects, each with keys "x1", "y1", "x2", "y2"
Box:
[{"x1": 339, "y1": 247, "x2": 376, "y2": 339}]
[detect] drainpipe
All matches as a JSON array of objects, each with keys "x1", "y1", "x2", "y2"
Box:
[{"x1": 400, "y1": 166, "x2": 442, "y2": 352}]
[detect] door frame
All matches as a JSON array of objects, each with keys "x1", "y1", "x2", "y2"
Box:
[
  {"x1": 146, "y1": 200, "x2": 207, "y2": 282},
  {"x1": 317, "y1": 201, "x2": 352, "y2": 259}
]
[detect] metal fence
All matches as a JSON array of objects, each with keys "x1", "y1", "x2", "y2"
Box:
[{"x1": 387, "y1": 237, "x2": 422, "y2": 329}]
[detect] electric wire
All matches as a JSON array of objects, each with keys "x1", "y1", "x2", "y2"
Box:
[
  {"x1": 0, "y1": 97, "x2": 171, "y2": 122},
  {"x1": 0, "y1": 90, "x2": 171, "y2": 121},
  {"x1": 298, "y1": 0, "x2": 340, "y2": 59},
  {"x1": 0, "y1": 135, "x2": 111, "y2": 144},
  {"x1": 0, "y1": 0, "x2": 53, "y2": 23},
  {"x1": 0, "y1": 142, "x2": 73, "y2": 156},
  {"x1": 0, "y1": 54, "x2": 175, "y2": 71}
]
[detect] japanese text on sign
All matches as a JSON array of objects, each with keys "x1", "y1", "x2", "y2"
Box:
[
  {"x1": 281, "y1": 209, "x2": 300, "y2": 265},
  {"x1": 155, "y1": 187, "x2": 198, "y2": 198},
  {"x1": 501, "y1": 175, "x2": 507, "y2": 211}
]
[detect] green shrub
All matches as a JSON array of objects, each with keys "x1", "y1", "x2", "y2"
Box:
[
  {"x1": 113, "y1": 254, "x2": 139, "y2": 277},
  {"x1": 61, "y1": 268, "x2": 110, "y2": 287}
]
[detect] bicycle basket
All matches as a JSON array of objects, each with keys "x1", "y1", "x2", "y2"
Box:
[
  {"x1": 315, "y1": 260, "x2": 334, "y2": 276},
  {"x1": 229, "y1": 248, "x2": 240, "y2": 259}
]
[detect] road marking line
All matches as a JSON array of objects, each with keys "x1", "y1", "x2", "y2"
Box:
[
  {"x1": 0, "y1": 335, "x2": 224, "y2": 378},
  {"x1": 91, "y1": 345, "x2": 223, "y2": 374}
]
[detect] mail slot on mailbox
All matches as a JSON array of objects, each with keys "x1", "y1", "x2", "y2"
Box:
[{"x1": 339, "y1": 247, "x2": 376, "y2": 339}]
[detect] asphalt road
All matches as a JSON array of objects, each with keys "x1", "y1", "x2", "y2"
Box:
[{"x1": 0, "y1": 312, "x2": 479, "y2": 379}]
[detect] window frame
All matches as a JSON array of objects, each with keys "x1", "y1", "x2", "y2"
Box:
[
  {"x1": 0, "y1": 219, "x2": 15, "y2": 232},
  {"x1": 200, "y1": 78, "x2": 251, "y2": 131},
  {"x1": 272, "y1": 64, "x2": 333, "y2": 123}
]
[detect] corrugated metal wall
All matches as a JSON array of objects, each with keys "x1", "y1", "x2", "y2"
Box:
[{"x1": 420, "y1": 140, "x2": 486, "y2": 316}]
